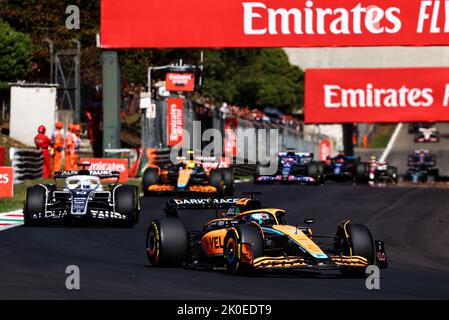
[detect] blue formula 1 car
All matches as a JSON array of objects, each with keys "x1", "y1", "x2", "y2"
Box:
[
  {"x1": 254, "y1": 151, "x2": 324, "y2": 184},
  {"x1": 404, "y1": 150, "x2": 439, "y2": 183},
  {"x1": 323, "y1": 153, "x2": 369, "y2": 183}
]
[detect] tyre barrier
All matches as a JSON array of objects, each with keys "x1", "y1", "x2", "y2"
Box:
[{"x1": 10, "y1": 148, "x2": 43, "y2": 184}]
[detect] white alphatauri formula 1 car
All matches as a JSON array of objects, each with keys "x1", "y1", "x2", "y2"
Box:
[{"x1": 23, "y1": 164, "x2": 139, "y2": 227}]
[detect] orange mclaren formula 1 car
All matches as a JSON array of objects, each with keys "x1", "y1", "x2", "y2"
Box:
[
  {"x1": 146, "y1": 193, "x2": 388, "y2": 275},
  {"x1": 142, "y1": 155, "x2": 234, "y2": 196}
]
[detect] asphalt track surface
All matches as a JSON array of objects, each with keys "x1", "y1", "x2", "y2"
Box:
[
  {"x1": 387, "y1": 123, "x2": 449, "y2": 176},
  {"x1": 1, "y1": 182, "x2": 449, "y2": 299}
]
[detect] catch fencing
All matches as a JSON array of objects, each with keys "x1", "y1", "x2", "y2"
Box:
[{"x1": 141, "y1": 99, "x2": 321, "y2": 168}]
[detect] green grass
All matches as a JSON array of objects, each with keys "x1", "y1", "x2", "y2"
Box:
[
  {"x1": 234, "y1": 175, "x2": 253, "y2": 181},
  {"x1": 0, "y1": 179, "x2": 51, "y2": 212},
  {"x1": 369, "y1": 125, "x2": 396, "y2": 149},
  {"x1": 0, "y1": 178, "x2": 142, "y2": 213}
]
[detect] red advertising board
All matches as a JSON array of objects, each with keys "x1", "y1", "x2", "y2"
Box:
[
  {"x1": 224, "y1": 118, "x2": 238, "y2": 157},
  {"x1": 102, "y1": 0, "x2": 449, "y2": 48},
  {"x1": 319, "y1": 140, "x2": 331, "y2": 161},
  {"x1": 305, "y1": 67, "x2": 449, "y2": 123},
  {"x1": 0, "y1": 146, "x2": 6, "y2": 166},
  {"x1": 166, "y1": 73, "x2": 195, "y2": 92},
  {"x1": 0, "y1": 167, "x2": 13, "y2": 198},
  {"x1": 79, "y1": 158, "x2": 129, "y2": 182},
  {"x1": 167, "y1": 98, "x2": 185, "y2": 146}
]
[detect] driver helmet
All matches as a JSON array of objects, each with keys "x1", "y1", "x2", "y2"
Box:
[
  {"x1": 249, "y1": 213, "x2": 266, "y2": 225},
  {"x1": 187, "y1": 150, "x2": 194, "y2": 161}
]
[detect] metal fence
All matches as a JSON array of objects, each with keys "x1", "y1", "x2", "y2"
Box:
[{"x1": 141, "y1": 99, "x2": 320, "y2": 166}]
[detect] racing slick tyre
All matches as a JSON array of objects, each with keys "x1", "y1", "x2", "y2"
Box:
[
  {"x1": 209, "y1": 169, "x2": 224, "y2": 195},
  {"x1": 430, "y1": 168, "x2": 439, "y2": 182},
  {"x1": 222, "y1": 168, "x2": 234, "y2": 196},
  {"x1": 307, "y1": 162, "x2": 325, "y2": 184},
  {"x1": 142, "y1": 167, "x2": 159, "y2": 196},
  {"x1": 146, "y1": 218, "x2": 188, "y2": 266},
  {"x1": 355, "y1": 163, "x2": 369, "y2": 183},
  {"x1": 387, "y1": 166, "x2": 399, "y2": 184},
  {"x1": 24, "y1": 185, "x2": 47, "y2": 226},
  {"x1": 336, "y1": 223, "x2": 374, "y2": 276},
  {"x1": 114, "y1": 185, "x2": 138, "y2": 227},
  {"x1": 224, "y1": 224, "x2": 264, "y2": 275}
]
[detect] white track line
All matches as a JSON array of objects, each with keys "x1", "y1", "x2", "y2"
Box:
[
  {"x1": 380, "y1": 123, "x2": 403, "y2": 162},
  {"x1": 0, "y1": 210, "x2": 24, "y2": 232},
  {"x1": 235, "y1": 178, "x2": 252, "y2": 184}
]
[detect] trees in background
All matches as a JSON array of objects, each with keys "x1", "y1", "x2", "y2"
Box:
[
  {"x1": 0, "y1": 1, "x2": 304, "y2": 112},
  {"x1": 0, "y1": 20, "x2": 32, "y2": 88}
]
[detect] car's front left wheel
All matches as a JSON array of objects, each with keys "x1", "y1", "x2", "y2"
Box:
[{"x1": 209, "y1": 169, "x2": 224, "y2": 195}]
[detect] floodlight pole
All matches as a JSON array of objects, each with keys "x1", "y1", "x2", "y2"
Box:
[
  {"x1": 43, "y1": 38, "x2": 54, "y2": 83},
  {"x1": 102, "y1": 50, "x2": 121, "y2": 152},
  {"x1": 72, "y1": 39, "x2": 81, "y2": 123}
]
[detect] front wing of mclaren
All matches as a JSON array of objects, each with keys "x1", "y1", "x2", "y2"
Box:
[
  {"x1": 251, "y1": 239, "x2": 387, "y2": 271},
  {"x1": 252, "y1": 255, "x2": 369, "y2": 270}
]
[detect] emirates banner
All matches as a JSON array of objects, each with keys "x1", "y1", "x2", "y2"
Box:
[
  {"x1": 0, "y1": 167, "x2": 13, "y2": 198},
  {"x1": 305, "y1": 67, "x2": 449, "y2": 123},
  {"x1": 102, "y1": 0, "x2": 449, "y2": 48},
  {"x1": 166, "y1": 73, "x2": 195, "y2": 92},
  {"x1": 167, "y1": 98, "x2": 185, "y2": 146},
  {"x1": 224, "y1": 118, "x2": 238, "y2": 157},
  {"x1": 319, "y1": 140, "x2": 331, "y2": 161}
]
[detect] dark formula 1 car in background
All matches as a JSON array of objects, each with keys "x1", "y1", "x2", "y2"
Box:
[
  {"x1": 323, "y1": 153, "x2": 369, "y2": 182},
  {"x1": 414, "y1": 127, "x2": 440, "y2": 143},
  {"x1": 408, "y1": 122, "x2": 435, "y2": 135},
  {"x1": 404, "y1": 150, "x2": 439, "y2": 183},
  {"x1": 23, "y1": 165, "x2": 140, "y2": 227},
  {"x1": 254, "y1": 151, "x2": 324, "y2": 184},
  {"x1": 142, "y1": 153, "x2": 234, "y2": 196},
  {"x1": 145, "y1": 194, "x2": 388, "y2": 275}
]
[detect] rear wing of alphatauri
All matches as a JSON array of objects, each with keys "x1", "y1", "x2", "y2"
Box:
[{"x1": 54, "y1": 170, "x2": 121, "y2": 180}]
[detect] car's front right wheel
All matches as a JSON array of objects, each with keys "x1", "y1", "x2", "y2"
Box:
[
  {"x1": 114, "y1": 185, "x2": 138, "y2": 227},
  {"x1": 23, "y1": 185, "x2": 47, "y2": 226}
]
